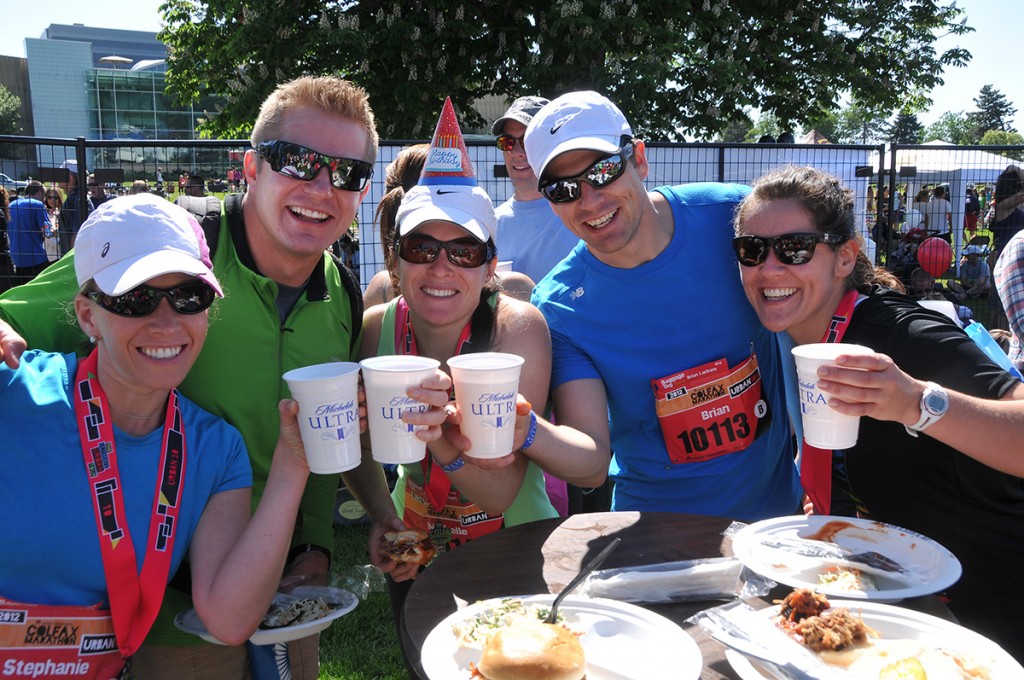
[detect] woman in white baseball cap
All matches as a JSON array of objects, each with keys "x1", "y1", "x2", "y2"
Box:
[
  {"x1": 0, "y1": 194, "x2": 315, "y2": 678},
  {"x1": 359, "y1": 102, "x2": 608, "y2": 662}
]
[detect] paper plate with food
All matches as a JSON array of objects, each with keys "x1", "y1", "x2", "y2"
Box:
[
  {"x1": 721, "y1": 588, "x2": 1024, "y2": 679},
  {"x1": 174, "y1": 584, "x2": 358, "y2": 645},
  {"x1": 420, "y1": 594, "x2": 701, "y2": 679},
  {"x1": 732, "y1": 515, "x2": 961, "y2": 601}
]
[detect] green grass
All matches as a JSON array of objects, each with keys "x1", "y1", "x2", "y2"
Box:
[{"x1": 319, "y1": 522, "x2": 407, "y2": 679}]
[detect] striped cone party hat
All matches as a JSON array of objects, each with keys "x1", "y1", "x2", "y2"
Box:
[{"x1": 419, "y1": 96, "x2": 477, "y2": 186}]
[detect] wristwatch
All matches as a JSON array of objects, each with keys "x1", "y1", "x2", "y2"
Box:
[{"x1": 905, "y1": 382, "x2": 949, "y2": 437}]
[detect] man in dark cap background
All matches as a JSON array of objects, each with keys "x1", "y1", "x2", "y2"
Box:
[{"x1": 492, "y1": 96, "x2": 581, "y2": 287}]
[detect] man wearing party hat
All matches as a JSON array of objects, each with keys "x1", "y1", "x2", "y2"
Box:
[
  {"x1": 355, "y1": 99, "x2": 604, "y2": 674},
  {"x1": 524, "y1": 91, "x2": 801, "y2": 521}
]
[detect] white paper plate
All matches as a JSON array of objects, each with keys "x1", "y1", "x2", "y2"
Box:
[
  {"x1": 726, "y1": 600, "x2": 1024, "y2": 679},
  {"x1": 173, "y1": 585, "x2": 358, "y2": 645},
  {"x1": 421, "y1": 594, "x2": 701, "y2": 679},
  {"x1": 733, "y1": 515, "x2": 961, "y2": 601}
]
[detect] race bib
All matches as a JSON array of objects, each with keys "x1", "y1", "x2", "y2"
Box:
[
  {"x1": 651, "y1": 354, "x2": 771, "y2": 464},
  {"x1": 402, "y1": 478, "x2": 505, "y2": 557},
  {"x1": 0, "y1": 597, "x2": 125, "y2": 680}
]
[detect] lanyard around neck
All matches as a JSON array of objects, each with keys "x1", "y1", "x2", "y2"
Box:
[{"x1": 73, "y1": 350, "x2": 187, "y2": 657}]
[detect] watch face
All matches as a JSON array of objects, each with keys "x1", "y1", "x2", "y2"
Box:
[{"x1": 924, "y1": 390, "x2": 949, "y2": 415}]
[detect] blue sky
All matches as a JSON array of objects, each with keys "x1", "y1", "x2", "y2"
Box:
[{"x1": 3, "y1": 0, "x2": 1019, "y2": 131}]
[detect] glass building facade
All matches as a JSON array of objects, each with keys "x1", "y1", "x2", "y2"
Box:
[{"x1": 88, "y1": 67, "x2": 219, "y2": 140}]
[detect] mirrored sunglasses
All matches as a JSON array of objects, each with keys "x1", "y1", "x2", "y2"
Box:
[
  {"x1": 495, "y1": 135, "x2": 525, "y2": 152},
  {"x1": 255, "y1": 140, "x2": 374, "y2": 192},
  {"x1": 397, "y1": 234, "x2": 495, "y2": 269},
  {"x1": 732, "y1": 232, "x2": 848, "y2": 267},
  {"x1": 539, "y1": 143, "x2": 634, "y2": 204},
  {"x1": 87, "y1": 281, "x2": 217, "y2": 317}
]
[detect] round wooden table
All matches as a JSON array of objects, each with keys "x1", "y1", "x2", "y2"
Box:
[
  {"x1": 399, "y1": 510, "x2": 954, "y2": 678},
  {"x1": 401, "y1": 511, "x2": 756, "y2": 679}
]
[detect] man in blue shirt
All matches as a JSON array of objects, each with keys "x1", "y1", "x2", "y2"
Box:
[
  {"x1": 8, "y1": 181, "x2": 52, "y2": 284},
  {"x1": 524, "y1": 91, "x2": 801, "y2": 520}
]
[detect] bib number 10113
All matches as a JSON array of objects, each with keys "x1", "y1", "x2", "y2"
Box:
[{"x1": 676, "y1": 412, "x2": 751, "y2": 454}]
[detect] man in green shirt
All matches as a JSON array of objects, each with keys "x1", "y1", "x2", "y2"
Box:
[{"x1": 0, "y1": 76, "x2": 385, "y2": 680}]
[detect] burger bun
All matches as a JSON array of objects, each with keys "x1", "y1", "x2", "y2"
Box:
[{"x1": 477, "y1": 622, "x2": 585, "y2": 680}]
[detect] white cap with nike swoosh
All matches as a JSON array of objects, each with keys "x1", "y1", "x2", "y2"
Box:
[
  {"x1": 524, "y1": 90, "x2": 633, "y2": 181},
  {"x1": 396, "y1": 184, "x2": 497, "y2": 243}
]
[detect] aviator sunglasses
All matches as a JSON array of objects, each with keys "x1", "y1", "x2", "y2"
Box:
[
  {"x1": 397, "y1": 233, "x2": 495, "y2": 269},
  {"x1": 732, "y1": 232, "x2": 849, "y2": 267},
  {"x1": 539, "y1": 142, "x2": 635, "y2": 204},
  {"x1": 87, "y1": 281, "x2": 217, "y2": 317},
  {"x1": 255, "y1": 140, "x2": 374, "y2": 192}
]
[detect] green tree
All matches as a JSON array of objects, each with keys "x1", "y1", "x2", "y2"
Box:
[
  {"x1": 744, "y1": 112, "x2": 783, "y2": 143},
  {"x1": 980, "y1": 129, "x2": 1024, "y2": 160},
  {"x1": 923, "y1": 111, "x2": 974, "y2": 144},
  {"x1": 159, "y1": 0, "x2": 973, "y2": 140},
  {"x1": 887, "y1": 111, "x2": 924, "y2": 144},
  {"x1": 828, "y1": 100, "x2": 888, "y2": 144},
  {"x1": 0, "y1": 84, "x2": 21, "y2": 135},
  {"x1": 969, "y1": 84, "x2": 1018, "y2": 137},
  {"x1": 714, "y1": 114, "x2": 753, "y2": 143}
]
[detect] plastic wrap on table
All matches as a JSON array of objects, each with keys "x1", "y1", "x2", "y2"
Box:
[{"x1": 580, "y1": 556, "x2": 774, "y2": 604}]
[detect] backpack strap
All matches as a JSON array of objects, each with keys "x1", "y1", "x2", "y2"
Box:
[
  {"x1": 329, "y1": 248, "x2": 363, "y2": 356},
  {"x1": 191, "y1": 193, "x2": 362, "y2": 357}
]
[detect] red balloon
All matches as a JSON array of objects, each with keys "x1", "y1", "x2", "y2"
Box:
[{"x1": 917, "y1": 237, "x2": 953, "y2": 277}]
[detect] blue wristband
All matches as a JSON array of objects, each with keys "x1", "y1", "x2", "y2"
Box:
[
  {"x1": 440, "y1": 455, "x2": 465, "y2": 473},
  {"x1": 521, "y1": 410, "x2": 538, "y2": 451}
]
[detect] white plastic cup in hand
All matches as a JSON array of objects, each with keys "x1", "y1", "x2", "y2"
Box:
[
  {"x1": 359, "y1": 356, "x2": 441, "y2": 464},
  {"x1": 446, "y1": 352, "x2": 525, "y2": 459},
  {"x1": 283, "y1": 362, "x2": 362, "y2": 474},
  {"x1": 791, "y1": 343, "x2": 874, "y2": 449}
]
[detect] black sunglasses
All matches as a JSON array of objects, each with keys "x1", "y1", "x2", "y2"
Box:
[
  {"x1": 397, "y1": 234, "x2": 495, "y2": 269},
  {"x1": 255, "y1": 140, "x2": 374, "y2": 192},
  {"x1": 87, "y1": 281, "x2": 216, "y2": 317},
  {"x1": 539, "y1": 142, "x2": 634, "y2": 204},
  {"x1": 732, "y1": 232, "x2": 849, "y2": 267},
  {"x1": 495, "y1": 135, "x2": 524, "y2": 152}
]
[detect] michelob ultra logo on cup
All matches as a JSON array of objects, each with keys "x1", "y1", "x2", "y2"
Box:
[
  {"x1": 283, "y1": 362, "x2": 362, "y2": 474},
  {"x1": 447, "y1": 353, "x2": 525, "y2": 459},
  {"x1": 360, "y1": 356, "x2": 441, "y2": 465}
]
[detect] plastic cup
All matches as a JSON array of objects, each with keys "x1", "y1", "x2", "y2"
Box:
[
  {"x1": 283, "y1": 362, "x2": 362, "y2": 474},
  {"x1": 791, "y1": 343, "x2": 874, "y2": 449},
  {"x1": 446, "y1": 352, "x2": 525, "y2": 458},
  {"x1": 359, "y1": 356, "x2": 441, "y2": 464}
]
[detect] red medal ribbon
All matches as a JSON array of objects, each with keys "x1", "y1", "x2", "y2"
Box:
[
  {"x1": 73, "y1": 350, "x2": 186, "y2": 657},
  {"x1": 801, "y1": 289, "x2": 859, "y2": 515},
  {"x1": 394, "y1": 297, "x2": 473, "y2": 512}
]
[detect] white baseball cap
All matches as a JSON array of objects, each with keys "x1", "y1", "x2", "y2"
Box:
[
  {"x1": 75, "y1": 193, "x2": 223, "y2": 297},
  {"x1": 396, "y1": 184, "x2": 497, "y2": 243},
  {"x1": 524, "y1": 91, "x2": 633, "y2": 180}
]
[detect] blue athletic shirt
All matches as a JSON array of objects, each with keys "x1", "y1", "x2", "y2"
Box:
[
  {"x1": 532, "y1": 183, "x2": 800, "y2": 520},
  {"x1": 0, "y1": 350, "x2": 252, "y2": 607}
]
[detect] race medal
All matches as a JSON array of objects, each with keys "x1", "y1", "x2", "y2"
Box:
[{"x1": 652, "y1": 354, "x2": 771, "y2": 464}]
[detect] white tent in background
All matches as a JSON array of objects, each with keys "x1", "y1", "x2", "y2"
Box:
[{"x1": 870, "y1": 141, "x2": 1023, "y2": 266}]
